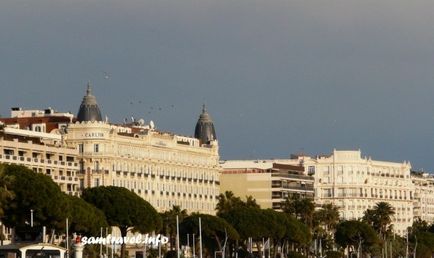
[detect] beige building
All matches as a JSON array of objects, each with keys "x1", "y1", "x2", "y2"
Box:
[
  {"x1": 65, "y1": 85, "x2": 220, "y2": 214},
  {"x1": 220, "y1": 162, "x2": 313, "y2": 210},
  {"x1": 0, "y1": 126, "x2": 80, "y2": 195},
  {"x1": 65, "y1": 120, "x2": 220, "y2": 214},
  {"x1": 412, "y1": 171, "x2": 434, "y2": 224},
  {"x1": 221, "y1": 149, "x2": 414, "y2": 235},
  {"x1": 0, "y1": 84, "x2": 221, "y2": 215}
]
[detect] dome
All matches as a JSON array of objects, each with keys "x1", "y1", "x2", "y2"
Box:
[
  {"x1": 77, "y1": 82, "x2": 103, "y2": 122},
  {"x1": 194, "y1": 105, "x2": 217, "y2": 144}
]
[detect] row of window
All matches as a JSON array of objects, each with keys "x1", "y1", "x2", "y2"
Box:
[
  {"x1": 78, "y1": 143, "x2": 217, "y2": 166},
  {"x1": 309, "y1": 165, "x2": 410, "y2": 178}
]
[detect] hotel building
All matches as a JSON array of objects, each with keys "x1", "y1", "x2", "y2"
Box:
[
  {"x1": 221, "y1": 149, "x2": 415, "y2": 235},
  {"x1": 0, "y1": 84, "x2": 221, "y2": 215},
  {"x1": 412, "y1": 171, "x2": 434, "y2": 224}
]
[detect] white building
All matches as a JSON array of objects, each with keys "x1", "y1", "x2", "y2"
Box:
[
  {"x1": 0, "y1": 84, "x2": 221, "y2": 215},
  {"x1": 0, "y1": 126, "x2": 80, "y2": 195},
  {"x1": 412, "y1": 171, "x2": 434, "y2": 224},
  {"x1": 221, "y1": 149, "x2": 414, "y2": 235}
]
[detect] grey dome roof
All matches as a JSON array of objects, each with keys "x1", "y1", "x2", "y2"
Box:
[
  {"x1": 77, "y1": 83, "x2": 103, "y2": 122},
  {"x1": 194, "y1": 105, "x2": 217, "y2": 144}
]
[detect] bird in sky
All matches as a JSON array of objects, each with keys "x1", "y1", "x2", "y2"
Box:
[{"x1": 103, "y1": 71, "x2": 110, "y2": 79}]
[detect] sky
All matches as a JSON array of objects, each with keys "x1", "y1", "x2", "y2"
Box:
[{"x1": 1, "y1": 0, "x2": 434, "y2": 170}]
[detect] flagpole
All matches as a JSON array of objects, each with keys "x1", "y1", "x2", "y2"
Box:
[
  {"x1": 199, "y1": 217, "x2": 203, "y2": 258},
  {"x1": 111, "y1": 242, "x2": 114, "y2": 258},
  {"x1": 193, "y1": 234, "x2": 196, "y2": 258},
  {"x1": 66, "y1": 218, "x2": 69, "y2": 258},
  {"x1": 144, "y1": 238, "x2": 147, "y2": 258},
  {"x1": 105, "y1": 228, "x2": 108, "y2": 257},
  {"x1": 267, "y1": 238, "x2": 270, "y2": 258},
  {"x1": 100, "y1": 227, "x2": 103, "y2": 258},
  {"x1": 187, "y1": 234, "x2": 190, "y2": 258},
  {"x1": 177, "y1": 215, "x2": 180, "y2": 258}
]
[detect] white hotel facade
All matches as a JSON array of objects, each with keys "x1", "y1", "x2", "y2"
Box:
[
  {"x1": 222, "y1": 149, "x2": 416, "y2": 235},
  {"x1": 0, "y1": 84, "x2": 220, "y2": 215},
  {"x1": 66, "y1": 120, "x2": 220, "y2": 213}
]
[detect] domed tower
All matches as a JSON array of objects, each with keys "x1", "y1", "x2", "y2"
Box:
[
  {"x1": 77, "y1": 82, "x2": 103, "y2": 122},
  {"x1": 194, "y1": 104, "x2": 217, "y2": 145}
]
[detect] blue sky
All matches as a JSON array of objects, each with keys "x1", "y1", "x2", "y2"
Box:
[{"x1": 1, "y1": 0, "x2": 434, "y2": 170}]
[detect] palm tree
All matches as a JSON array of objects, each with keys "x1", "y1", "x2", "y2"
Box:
[
  {"x1": 282, "y1": 194, "x2": 315, "y2": 227},
  {"x1": 216, "y1": 191, "x2": 240, "y2": 215},
  {"x1": 315, "y1": 203, "x2": 340, "y2": 234},
  {"x1": 312, "y1": 203, "x2": 340, "y2": 254},
  {"x1": 373, "y1": 202, "x2": 395, "y2": 237},
  {"x1": 216, "y1": 191, "x2": 258, "y2": 215},
  {"x1": 363, "y1": 200, "x2": 396, "y2": 257}
]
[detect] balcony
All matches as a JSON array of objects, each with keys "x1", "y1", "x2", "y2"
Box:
[
  {"x1": 272, "y1": 192, "x2": 282, "y2": 199},
  {"x1": 272, "y1": 173, "x2": 314, "y2": 181}
]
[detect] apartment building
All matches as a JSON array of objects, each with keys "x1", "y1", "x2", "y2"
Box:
[
  {"x1": 221, "y1": 149, "x2": 414, "y2": 235},
  {"x1": 0, "y1": 126, "x2": 80, "y2": 195},
  {"x1": 412, "y1": 171, "x2": 434, "y2": 224},
  {"x1": 220, "y1": 162, "x2": 313, "y2": 210}
]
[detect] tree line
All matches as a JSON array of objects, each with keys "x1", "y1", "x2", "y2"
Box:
[{"x1": 1, "y1": 164, "x2": 434, "y2": 258}]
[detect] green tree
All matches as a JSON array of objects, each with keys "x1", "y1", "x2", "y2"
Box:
[
  {"x1": 216, "y1": 191, "x2": 259, "y2": 215},
  {"x1": 335, "y1": 220, "x2": 380, "y2": 257},
  {"x1": 82, "y1": 186, "x2": 161, "y2": 258},
  {"x1": 412, "y1": 219, "x2": 430, "y2": 233},
  {"x1": 363, "y1": 202, "x2": 395, "y2": 238},
  {"x1": 219, "y1": 207, "x2": 268, "y2": 240},
  {"x1": 160, "y1": 205, "x2": 188, "y2": 250},
  {"x1": 180, "y1": 214, "x2": 239, "y2": 256},
  {"x1": 65, "y1": 194, "x2": 108, "y2": 236},
  {"x1": 414, "y1": 231, "x2": 434, "y2": 258},
  {"x1": 282, "y1": 194, "x2": 315, "y2": 228},
  {"x1": 284, "y1": 214, "x2": 312, "y2": 247},
  {"x1": 1, "y1": 165, "x2": 68, "y2": 232},
  {"x1": 314, "y1": 203, "x2": 340, "y2": 234},
  {"x1": 313, "y1": 203, "x2": 340, "y2": 253},
  {"x1": 0, "y1": 164, "x2": 14, "y2": 218}
]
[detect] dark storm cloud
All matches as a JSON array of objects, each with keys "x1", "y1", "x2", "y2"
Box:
[{"x1": 1, "y1": 0, "x2": 434, "y2": 170}]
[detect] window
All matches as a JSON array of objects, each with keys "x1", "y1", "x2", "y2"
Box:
[
  {"x1": 308, "y1": 166, "x2": 315, "y2": 175},
  {"x1": 322, "y1": 188, "x2": 332, "y2": 197},
  {"x1": 95, "y1": 178, "x2": 100, "y2": 187},
  {"x1": 94, "y1": 144, "x2": 99, "y2": 153},
  {"x1": 78, "y1": 144, "x2": 84, "y2": 153},
  {"x1": 79, "y1": 160, "x2": 84, "y2": 172}
]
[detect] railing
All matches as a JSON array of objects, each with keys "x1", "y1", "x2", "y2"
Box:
[
  {"x1": 273, "y1": 184, "x2": 314, "y2": 191},
  {"x1": 272, "y1": 173, "x2": 314, "y2": 181},
  {"x1": 0, "y1": 154, "x2": 79, "y2": 168}
]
